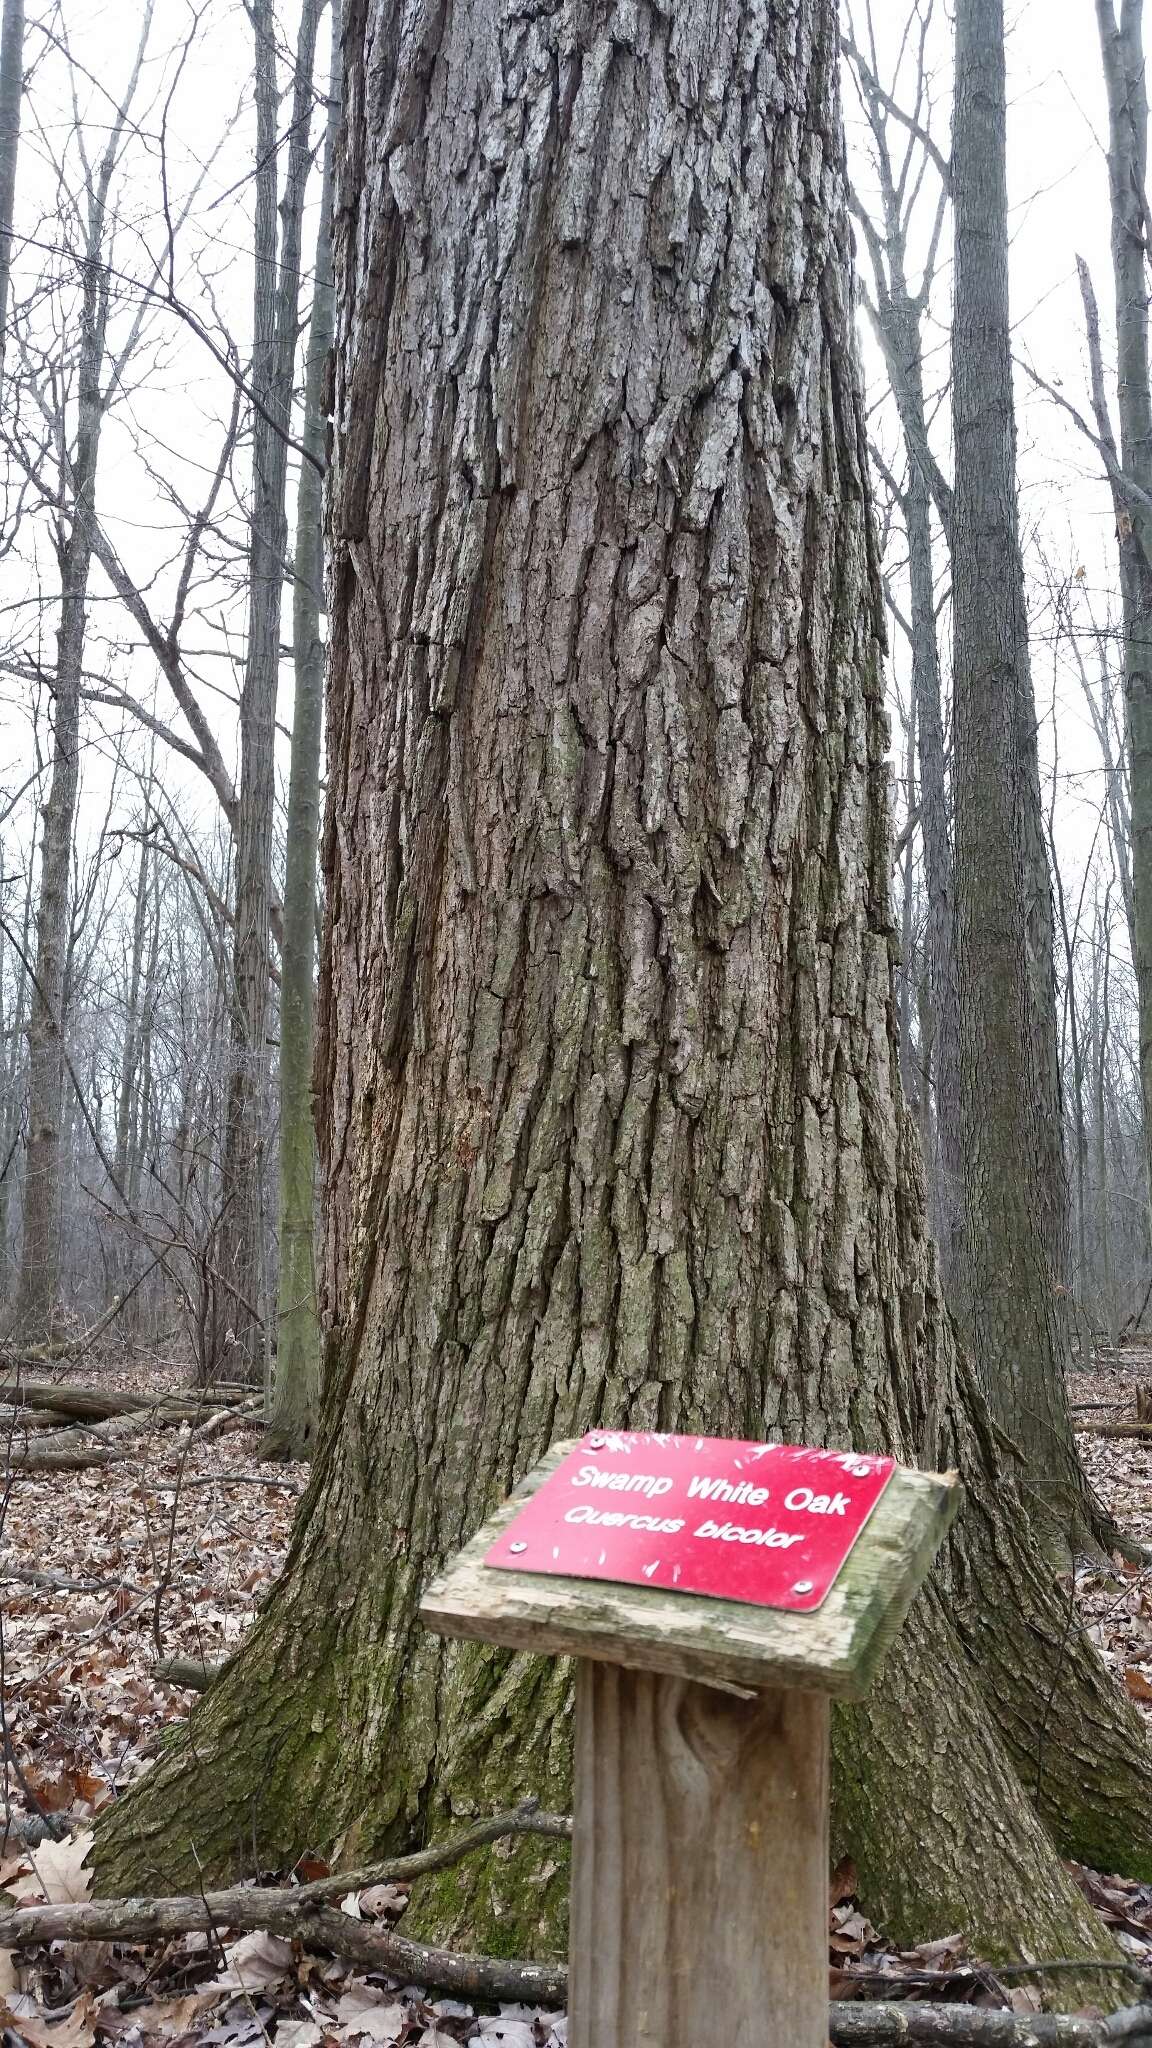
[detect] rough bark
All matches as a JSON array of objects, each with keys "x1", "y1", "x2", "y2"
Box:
[
  {"x1": 1091, "y1": 0, "x2": 1152, "y2": 1275},
  {"x1": 211, "y1": 0, "x2": 323, "y2": 1386},
  {"x1": 93, "y1": 0, "x2": 1152, "y2": 1983},
  {"x1": 949, "y1": 0, "x2": 1096, "y2": 1555},
  {"x1": 264, "y1": 6, "x2": 339, "y2": 1461}
]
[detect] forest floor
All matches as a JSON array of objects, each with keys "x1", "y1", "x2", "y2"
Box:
[{"x1": 2, "y1": 1351, "x2": 1152, "y2": 2046}]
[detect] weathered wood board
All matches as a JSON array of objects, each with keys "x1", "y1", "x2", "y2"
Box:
[{"x1": 421, "y1": 1444, "x2": 961, "y2": 1699}]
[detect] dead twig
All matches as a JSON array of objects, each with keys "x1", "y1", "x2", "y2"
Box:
[{"x1": 0, "y1": 1880, "x2": 1145, "y2": 2046}]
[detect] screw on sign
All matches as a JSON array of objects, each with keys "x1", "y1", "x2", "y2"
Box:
[
  {"x1": 482, "y1": 1433, "x2": 897, "y2": 1611},
  {"x1": 421, "y1": 1435, "x2": 961, "y2": 2048}
]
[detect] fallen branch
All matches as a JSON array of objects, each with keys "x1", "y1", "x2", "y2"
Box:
[
  {"x1": 152, "y1": 1657, "x2": 219, "y2": 1691},
  {"x1": 0, "y1": 1565, "x2": 127, "y2": 1593},
  {"x1": 4, "y1": 1411, "x2": 167, "y2": 1472},
  {"x1": 828, "y1": 2007, "x2": 1152, "y2": 2048},
  {"x1": 1074, "y1": 1422, "x2": 1152, "y2": 1441},
  {"x1": 190, "y1": 1399, "x2": 263, "y2": 1443},
  {"x1": 0, "y1": 1885, "x2": 1145, "y2": 2045},
  {"x1": 142, "y1": 1470, "x2": 292, "y2": 1494},
  {"x1": 0, "y1": 1890, "x2": 566, "y2": 2006},
  {"x1": 298, "y1": 1801, "x2": 573, "y2": 1900}
]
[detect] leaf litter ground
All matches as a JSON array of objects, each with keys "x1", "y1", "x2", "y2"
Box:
[{"x1": 3, "y1": 1353, "x2": 1152, "y2": 2045}]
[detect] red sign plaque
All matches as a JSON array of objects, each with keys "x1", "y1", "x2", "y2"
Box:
[{"x1": 484, "y1": 1433, "x2": 895, "y2": 1613}]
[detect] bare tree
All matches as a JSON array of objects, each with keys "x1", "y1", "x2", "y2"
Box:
[
  {"x1": 264, "y1": 0, "x2": 339, "y2": 1459},
  {"x1": 843, "y1": 2, "x2": 959, "y2": 1274},
  {"x1": 211, "y1": 0, "x2": 325, "y2": 1386},
  {"x1": 1080, "y1": 0, "x2": 1152, "y2": 1281},
  {"x1": 948, "y1": 0, "x2": 1098, "y2": 1552},
  {"x1": 11, "y1": 4, "x2": 155, "y2": 1338},
  {"x1": 0, "y1": 0, "x2": 23, "y2": 395}
]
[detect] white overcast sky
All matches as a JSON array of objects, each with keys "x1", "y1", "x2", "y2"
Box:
[{"x1": 0, "y1": 0, "x2": 1133, "y2": 923}]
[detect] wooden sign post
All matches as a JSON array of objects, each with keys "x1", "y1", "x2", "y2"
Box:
[{"x1": 421, "y1": 1434, "x2": 960, "y2": 2048}]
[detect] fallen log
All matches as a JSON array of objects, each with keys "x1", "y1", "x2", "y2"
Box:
[
  {"x1": 0, "y1": 1404, "x2": 74, "y2": 1431},
  {"x1": 0, "y1": 1381, "x2": 225, "y2": 1425},
  {"x1": 2, "y1": 1409, "x2": 197, "y2": 1472},
  {"x1": 0, "y1": 1888, "x2": 1145, "y2": 2042},
  {"x1": 190, "y1": 1399, "x2": 263, "y2": 1443}
]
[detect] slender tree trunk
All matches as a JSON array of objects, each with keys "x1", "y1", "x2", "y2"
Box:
[
  {"x1": 950, "y1": 0, "x2": 1093, "y2": 1553},
  {"x1": 211, "y1": 0, "x2": 324, "y2": 1385},
  {"x1": 115, "y1": 835, "x2": 151, "y2": 1196},
  {"x1": 14, "y1": 327, "x2": 102, "y2": 1336},
  {"x1": 264, "y1": 5, "x2": 339, "y2": 1460},
  {"x1": 898, "y1": 693, "x2": 918, "y2": 1112},
  {"x1": 11, "y1": 9, "x2": 153, "y2": 1338},
  {"x1": 0, "y1": 0, "x2": 24, "y2": 394},
  {"x1": 1092, "y1": 0, "x2": 1152, "y2": 1287},
  {"x1": 905, "y1": 454, "x2": 959, "y2": 1273},
  {"x1": 13, "y1": 572, "x2": 86, "y2": 1337},
  {"x1": 0, "y1": 851, "x2": 28, "y2": 1292},
  {"x1": 844, "y1": 57, "x2": 960, "y2": 1279},
  {"x1": 94, "y1": 0, "x2": 1152, "y2": 1978}
]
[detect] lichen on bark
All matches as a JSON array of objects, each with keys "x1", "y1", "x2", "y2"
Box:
[{"x1": 94, "y1": 0, "x2": 1152, "y2": 1986}]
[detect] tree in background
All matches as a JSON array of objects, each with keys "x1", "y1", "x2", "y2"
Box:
[
  {"x1": 0, "y1": 0, "x2": 24, "y2": 394},
  {"x1": 94, "y1": 0, "x2": 1152, "y2": 1976},
  {"x1": 1079, "y1": 0, "x2": 1152, "y2": 1293},
  {"x1": 210, "y1": 0, "x2": 324, "y2": 1387},
  {"x1": 843, "y1": 4, "x2": 958, "y2": 1277},
  {"x1": 263, "y1": 0, "x2": 339, "y2": 1460},
  {"x1": 11, "y1": 8, "x2": 155, "y2": 1338}
]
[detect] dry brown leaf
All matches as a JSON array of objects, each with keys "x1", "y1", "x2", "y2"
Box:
[
  {"x1": 334, "y1": 1989, "x2": 408, "y2": 2042},
  {"x1": 1125, "y1": 1666, "x2": 1152, "y2": 1701},
  {"x1": 0, "y1": 1987, "x2": 98, "y2": 2048},
  {"x1": 214, "y1": 1929, "x2": 295, "y2": 1990},
  {"x1": 11, "y1": 1829, "x2": 93, "y2": 1906},
  {"x1": 112, "y1": 1991, "x2": 227, "y2": 2036},
  {"x1": 356, "y1": 1883, "x2": 406, "y2": 1918}
]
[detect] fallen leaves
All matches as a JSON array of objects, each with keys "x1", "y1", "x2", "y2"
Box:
[{"x1": 2, "y1": 1353, "x2": 1152, "y2": 2044}]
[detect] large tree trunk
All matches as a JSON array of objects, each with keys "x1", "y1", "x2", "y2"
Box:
[
  {"x1": 263, "y1": 3, "x2": 339, "y2": 1460},
  {"x1": 210, "y1": 0, "x2": 323, "y2": 1386},
  {"x1": 949, "y1": 0, "x2": 1096, "y2": 1554},
  {"x1": 93, "y1": 0, "x2": 1152, "y2": 1978}
]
